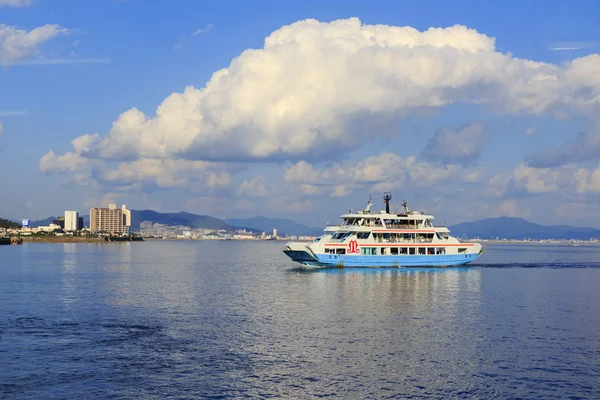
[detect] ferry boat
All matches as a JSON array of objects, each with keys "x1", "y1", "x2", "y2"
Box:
[{"x1": 283, "y1": 193, "x2": 482, "y2": 268}]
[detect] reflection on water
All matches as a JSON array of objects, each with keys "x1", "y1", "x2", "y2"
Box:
[
  {"x1": 0, "y1": 242, "x2": 599, "y2": 399},
  {"x1": 60, "y1": 243, "x2": 77, "y2": 306},
  {"x1": 290, "y1": 266, "x2": 482, "y2": 314}
]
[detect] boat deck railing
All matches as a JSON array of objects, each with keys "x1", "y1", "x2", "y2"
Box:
[{"x1": 374, "y1": 238, "x2": 433, "y2": 244}]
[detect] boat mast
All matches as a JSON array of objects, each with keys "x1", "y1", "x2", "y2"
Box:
[{"x1": 402, "y1": 200, "x2": 409, "y2": 214}]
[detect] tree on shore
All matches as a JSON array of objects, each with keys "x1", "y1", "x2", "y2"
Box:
[{"x1": 0, "y1": 218, "x2": 20, "y2": 229}]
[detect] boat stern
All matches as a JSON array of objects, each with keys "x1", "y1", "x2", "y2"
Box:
[{"x1": 473, "y1": 242, "x2": 483, "y2": 256}]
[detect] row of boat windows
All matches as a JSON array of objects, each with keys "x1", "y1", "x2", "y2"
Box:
[
  {"x1": 331, "y1": 232, "x2": 450, "y2": 240},
  {"x1": 325, "y1": 247, "x2": 465, "y2": 255},
  {"x1": 341, "y1": 218, "x2": 434, "y2": 228}
]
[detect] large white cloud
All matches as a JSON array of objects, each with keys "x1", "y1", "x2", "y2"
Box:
[
  {"x1": 40, "y1": 151, "x2": 233, "y2": 192},
  {"x1": 284, "y1": 151, "x2": 481, "y2": 198},
  {"x1": 94, "y1": 158, "x2": 232, "y2": 191},
  {"x1": 0, "y1": 24, "x2": 68, "y2": 66},
  {"x1": 492, "y1": 163, "x2": 600, "y2": 196},
  {"x1": 45, "y1": 17, "x2": 600, "y2": 167}
]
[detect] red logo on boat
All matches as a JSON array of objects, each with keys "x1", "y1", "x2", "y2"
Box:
[{"x1": 347, "y1": 240, "x2": 360, "y2": 254}]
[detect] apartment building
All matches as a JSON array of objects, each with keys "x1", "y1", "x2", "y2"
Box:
[{"x1": 90, "y1": 204, "x2": 131, "y2": 234}]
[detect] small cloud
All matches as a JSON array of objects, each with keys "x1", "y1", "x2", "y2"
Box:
[
  {"x1": 548, "y1": 41, "x2": 599, "y2": 51},
  {"x1": 0, "y1": 0, "x2": 31, "y2": 7},
  {"x1": 549, "y1": 47, "x2": 582, "y2": 51},
  {"x1": 174, "y1": 24, "x2": 214, "y2": 50},
  {"x1": 421, "y1": 121, "x2": 487, "y2": 166},
  {"x1": 496, "y1": 199, "x2": 531, "y2": 218},
  {"x1": 526, "y1": 126, "x2": 537, "y2": 135},
  {"x1": 527, "y1": 123, "x2": 600, "y2": 168},
  {"x1": 193, "y1": 24, "x2": 214, "y2": 36},
  {"x1": 17, "y1": 57, "x2": 111, "y2": 66},
  {"x1": 173, "y1": 34, "x2": 186, "y2": 50},
  {"x1": 0, "y1": 110, "x2": 26, "y2": 116},
  {"x1": 83, "y1": 193, "x2": 119, "y2": 209},
  {"x1": 0, "y1": 24, "x2": 69, "y2": 66}
]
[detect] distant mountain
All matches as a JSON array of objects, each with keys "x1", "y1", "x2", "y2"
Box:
[
  {"x1": 225, "y1": 216, "x2": 323, "y2": 236},
  {"x1": 131, "y1": 210, "x2": 232, "y2": 231},
  {"x1": 30, "y1": 217, "x2": 57, "y2": 228},
  {"x1": 26, "y1": 211, "x2": 232, "y2": 231},
  {"x1": 450, "y1": 217, "x2": 600, "y2": 240}
]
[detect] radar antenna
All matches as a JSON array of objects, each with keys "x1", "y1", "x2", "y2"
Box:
[{"x1": 383, "y1": 192, "x2": 392, "y2": 214}]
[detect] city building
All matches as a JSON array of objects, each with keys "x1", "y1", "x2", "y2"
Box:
[
  {"x1": 122, "y1": 205, "x2": 131, "y2": 234},
  {"x1": 52, "y1": 216, "x2": 65, "y2": 229},
  {"x1": 64, "y1": 210, "x2": 79, "y2": 231},
  {"x1": 90, "y1": 204, "x2": 131, "y2": 234},
  {"x1": 77, "y1": 217, "x2": 84, "y2": 230},
  {"x1": 272, "y1": 228, "x2": 278, "y2": 238}
]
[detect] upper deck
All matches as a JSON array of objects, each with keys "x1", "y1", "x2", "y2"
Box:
[{"x1": 330, "y1": 195, "x2": 448, "y2": 232}]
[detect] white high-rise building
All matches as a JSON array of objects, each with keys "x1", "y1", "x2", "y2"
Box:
[
  {"x1": 64, "y1": 210, "x2": 79, "y2": 231},
  {"x1": 272, "y1": 228, "x2": 278, "y2": 238},
  {"x1": 122, "y1": 204, "x2": 131, "y2": 232}
]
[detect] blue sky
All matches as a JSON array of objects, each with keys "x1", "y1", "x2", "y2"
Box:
[{"x1": 1, "y1": 0, "x2": 600, "y2": 227}]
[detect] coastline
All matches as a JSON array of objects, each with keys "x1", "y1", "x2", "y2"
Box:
[
  {"x1": 19, "y1": 236, "x2": 143, "y2": 243},
  {"x1": 8, "y1": 236, "x2": 599, "y2": 245}
]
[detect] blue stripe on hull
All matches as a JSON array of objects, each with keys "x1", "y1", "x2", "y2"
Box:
[{"x1": 311, "y1": 253, "x2": 479, "y2": 267}]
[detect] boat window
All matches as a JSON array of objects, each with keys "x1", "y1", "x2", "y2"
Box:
[
  {"x1": 400, "y1": 248, "x2": 408, "y2": 255},
  {"x1": 436, "y1": 248, "x2": 446, "y2": 254},
  {"x1": 427, "y1": 247, "x2": 435, "y2": 255},
  {"x1": 357, "y1": 232, "x2": 370, "y2": 239},
  {"x1": 391, "y1": 248, "x2": 399, "y2": 255},
  {"x1": 436, "y1": 232, "x2": 449, "y2": 240},
  {"x1": 418, "y1": 247, "x2": 426, "y2": 255},
  {"x1": 336, "y1": 248, "x2": 346, "y2": 254},
  {"x1": 361, "y1": 247, "x2": 376, "y2": 255},
  {"x1": 332, "y1": 232, "x2": 352, "y2": 240},
  {"x1": 409, "y1": 247, "x2": 416, "y2": 255},
  {"x1": 417, "y1": 233, "x2": 430, "y2": 242},
  {"x1": 325, "y1": 248, "x2": 335, "y2": 254},
  {"x1": 458, "y1": 248, "x2": 467, "y2": 253},
  {"x1": 427, "y1": 233, "x2": 434, "y2": 240}
]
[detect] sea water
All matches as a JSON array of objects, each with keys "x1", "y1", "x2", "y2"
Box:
[{"x1": 1, "y1": 241, "x2": 599, "y2": 399}]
